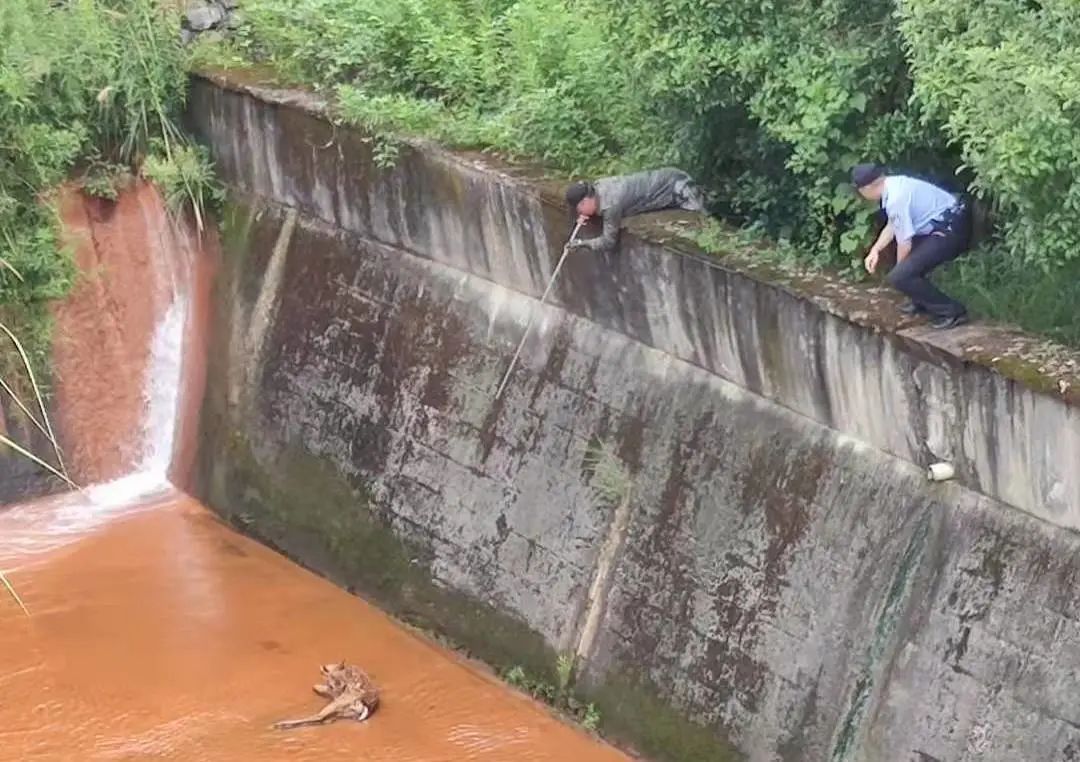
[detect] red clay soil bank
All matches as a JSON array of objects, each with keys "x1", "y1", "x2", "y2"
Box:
[{"x1": 52, "y1": 181, "x2": 213, "y2": 486}]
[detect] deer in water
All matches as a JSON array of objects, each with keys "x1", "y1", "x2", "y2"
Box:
[{"x1": 273, "y1": 662, "x2": 379, "y2": 729}]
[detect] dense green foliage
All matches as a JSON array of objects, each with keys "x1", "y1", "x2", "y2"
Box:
[
  {"x1": 230, "y1": 0, "x2": 658, "y2": 173},
  {"x1": 222, "y1": 0, "x2": 1080, "y2": 344},
  {"x1": 0, "y1": 0, "x2": 201, "y2": 319},
  {"x1": 899, "y1": 0, "x2": 1080, "y2": 270},
  {"x1": 233, "y1": 0, "x2": 937, "y2": 257}
]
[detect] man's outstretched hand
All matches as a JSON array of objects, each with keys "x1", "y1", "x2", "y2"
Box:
[{"x1": 864, "y1": 247, "x2": 881, "y2": 274}]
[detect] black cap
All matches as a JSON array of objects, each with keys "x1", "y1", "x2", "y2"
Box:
[
  {"x1": 851, "y1": 163, "x2": 885, "y2": 189},
  {"x1": 565, "y1": 181, "x2": 594, "y2": 210}
]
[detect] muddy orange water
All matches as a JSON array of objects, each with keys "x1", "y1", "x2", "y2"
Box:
[{"x1": 0, "y1": 491, "x2": 629, "y2": 762}]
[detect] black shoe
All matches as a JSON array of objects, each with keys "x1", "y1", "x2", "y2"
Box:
[
  {"x1": 899, "y1": 301, "x2": 926, "y2": 316},
  {"x1": 932, "y1": 313, "x2": 969, "y2": 330}
]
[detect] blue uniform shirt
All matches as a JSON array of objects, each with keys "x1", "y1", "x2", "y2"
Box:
[{"x1": 882, "y1": 176, "x2": 959, "y2": 244}]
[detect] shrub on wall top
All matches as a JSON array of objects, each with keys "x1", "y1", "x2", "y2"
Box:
[{"x1": 899, "y1": 0, "x2": 1080, "y2": 269}]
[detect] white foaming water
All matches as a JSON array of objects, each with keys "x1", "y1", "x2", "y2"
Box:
[
  {"x1": 137, "y1": 296, "x2": 188, "y2": 479},
  {"x1": 0, "y1": 479, "x2": 176, "y2": 566}
]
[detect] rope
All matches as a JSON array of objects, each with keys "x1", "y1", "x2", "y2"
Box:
[{"x1": 494, "y1": 220, "x2": 584, "y2": 400}]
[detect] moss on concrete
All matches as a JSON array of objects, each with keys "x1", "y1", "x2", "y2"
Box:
[
  {"x1": 584, "y1": 669, "x2": 743, "y2": 762},
  {"x1": 195, "y1": 63, "x2": 293, "y2": 90},
  {"x1": 218, "y1": 199, "x2": 256, "y2": 263},
  {"x1": 968, "y1": 352, "x2": 1067, "y2": 398}
]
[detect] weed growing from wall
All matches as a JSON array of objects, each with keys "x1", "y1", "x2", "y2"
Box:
[
  {"x1": 142, "y1": 143, "x2": 224, "y2": 232},
  {"x1": 504, "y1": 658, "x2": 602, "y2": 731},
  {"x1": 583, "y1": 438, "x2": 634, "y2": 509}
]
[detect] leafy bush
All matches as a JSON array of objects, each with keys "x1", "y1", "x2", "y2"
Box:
[
  {"x1": 142, "y1": 142, "x2": 223, "y2": 231},
  {"x1": 80, "y1": 161, "x2": 130, "y2": 201},
  {"x1": 243, "y1": 0, "x2": 653, "y2": 173},
  {"x1": 0, "y1": 0, "x2": 194, "y2": 309},
  {"x1": 899, "y1": 0, "x2": 1080, "y2": 269},
  {"x1": 234, "y1": 0, "x2": 943, "y2": 255}
]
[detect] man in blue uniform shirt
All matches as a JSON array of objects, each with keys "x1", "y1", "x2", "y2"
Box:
[{"x1": 852, "y1": 163, "x2": 972, "y2": 329}]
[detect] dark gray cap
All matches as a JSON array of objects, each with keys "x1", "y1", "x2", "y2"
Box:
[
  {"x1": 851, "y1": 163, "x2": 885, "y2": 189},
  {"x1": 565, "y1": 181, "x2": 595, "y2": 209}
]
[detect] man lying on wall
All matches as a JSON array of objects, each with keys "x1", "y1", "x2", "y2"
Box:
[
  {"x1": 853, "y1": 163, "x2": 973, "y2": 330},
  {"x1": 564, "y1": 167, "x2": 706, "y2": 254}
]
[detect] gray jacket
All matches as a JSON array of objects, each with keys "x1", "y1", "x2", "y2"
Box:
[{"x1": 573, "y1": 167, "x2": 698, "y2": 253}]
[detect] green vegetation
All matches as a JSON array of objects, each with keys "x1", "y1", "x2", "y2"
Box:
[
  {"x1": 231, "y1": 0, "x2": 657, "y2": 174},
  {"x1": 217, "y1": 0, "x2": 1080, "y2": 345},
  {"x1": 142, "y1": 142, "x2": 224, "y2": 232},
  {"x1": 504, "y1": 655, "x2": 602, "y2": 731},
  {"x1": 899, "y1": 1, "x2": 1080, "y2": 271},
  {"x1": 2, "y1": 0, "x2": 184, "y2": 314},
  {"x1": 583, "y1": 437, "x2": 634, "y2": 508},
  {"x1": 80, "y1": 161, "x2": 130, "y2": 202}
]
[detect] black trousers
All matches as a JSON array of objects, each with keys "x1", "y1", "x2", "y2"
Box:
[{"x1": 887, "y1": 208, "x2": 971, "y2": 318}]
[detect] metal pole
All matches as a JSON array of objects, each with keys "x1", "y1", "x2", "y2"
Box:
[{"x1": 494, "y1": 221, "x2": 584, "y2": 401}]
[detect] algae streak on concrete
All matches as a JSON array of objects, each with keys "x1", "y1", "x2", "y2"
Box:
[{"x1": 188, "y1": 72, "x2": 1080, "y2": 762}]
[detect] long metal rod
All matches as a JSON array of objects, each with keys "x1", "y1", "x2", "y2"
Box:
[{"x1": 494, "y1": 221, "x2": 584, "y2": 400}]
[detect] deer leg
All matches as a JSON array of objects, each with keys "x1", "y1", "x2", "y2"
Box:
[
  {"x1": 272, "y1": 715, "x2": 329, "y2": 730},
  {"x1": 273, "y1": 694, "x2": 352, "y2": 730}
]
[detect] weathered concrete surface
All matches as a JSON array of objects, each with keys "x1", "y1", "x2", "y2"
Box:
[{"x1": 188, "y1": 73, "x2": 1080, "y2": 762}]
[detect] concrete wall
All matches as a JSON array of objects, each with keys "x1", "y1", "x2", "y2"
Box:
[
  {"x1": 189, "y1": 73, "x2": 1080, "y2": 762},
  {"x1": 0, "y1": 397, "x2": 64, "y2": 503}
]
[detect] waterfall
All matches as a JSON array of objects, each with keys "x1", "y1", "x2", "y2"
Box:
[
  {"x1": 0, "y1": 184, "x2": 199, "y2": 562},
  {"x1": 84, "y1": 294, "x2": 188, "y2": 506}
]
